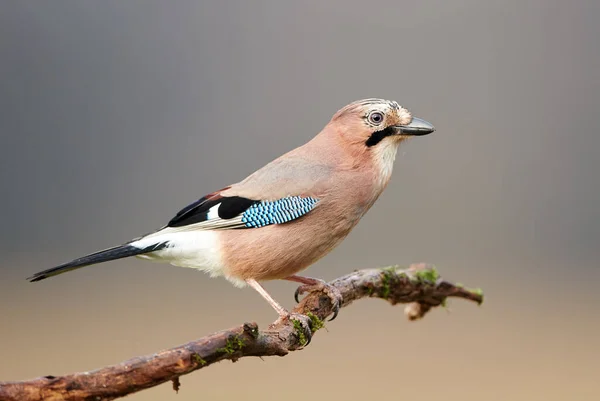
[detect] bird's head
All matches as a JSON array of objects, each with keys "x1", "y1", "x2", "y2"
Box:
[
  {"x1": 331, "y1": 98, "x2": 435, "y2": 147},
  {"x1": 325, "y1": 98, "x2": 435, "y2": 184}
]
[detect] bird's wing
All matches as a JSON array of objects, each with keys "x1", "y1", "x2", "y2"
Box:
[
  {"x1": 151, "y1": 156, "x2": 332, "y2": 234},
  {"x1": 163, "y1": 189, "x2": 320, "y2": 232}
]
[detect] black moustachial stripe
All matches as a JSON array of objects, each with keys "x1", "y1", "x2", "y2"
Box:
[
  {"x1": 365, "y1": 126, "x2": 396, "y2": 147},
  {"x1": 168, "y1": 195, "x2": 258, "y2": 227}
]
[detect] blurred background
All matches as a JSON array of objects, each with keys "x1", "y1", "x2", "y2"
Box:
[{"x1": 1, "y1": 1, "x2": 598, "y2": 400}]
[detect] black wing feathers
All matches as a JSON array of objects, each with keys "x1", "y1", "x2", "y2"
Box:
[
  {"x1": 168, "y1": 195, "x2": 258, "y2": 228},
  {"x1": 217, "y1": 197, "x2": 257, "y2": 219},
  {"x1": 167, "y1": 196, "x2": 222, "y2": 227}
]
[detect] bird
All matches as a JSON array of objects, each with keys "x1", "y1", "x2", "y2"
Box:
[{"x1": 28, "y1": 98, "x2": 435, "y2": 325}]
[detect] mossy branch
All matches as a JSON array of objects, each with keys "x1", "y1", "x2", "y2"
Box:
[{"x1": 0, "y1": 263, "x2": 483, "y2": 401}]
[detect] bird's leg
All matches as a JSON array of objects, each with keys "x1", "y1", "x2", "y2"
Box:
[
  {"x1": 245, "y1": 278, "x2": 289, "y2": 317},
  {"x1": 245, "y1": 278, "x2": 312, "y2": 345},
  {"x1": 284, "y1": 275, "x2": 343, "y2": 321}
]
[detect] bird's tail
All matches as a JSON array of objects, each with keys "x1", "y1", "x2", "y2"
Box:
[{"x1": 27, "y1": 241, "x2": 167, "y2": 282}]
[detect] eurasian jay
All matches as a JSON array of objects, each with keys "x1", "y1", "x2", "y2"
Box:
[{"x1": 28, "y1": 98, "x2": 435, "y2": 323}]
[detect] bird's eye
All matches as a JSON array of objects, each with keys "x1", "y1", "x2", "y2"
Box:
[{"x1": 368, "y1": 112, "x2": 384, "y2": 125}]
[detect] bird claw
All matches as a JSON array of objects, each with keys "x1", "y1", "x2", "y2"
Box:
[
  {"x1": 294, "y1": 279, "x2": 343, "y2": 322},
  {"x1": 294, "y1": 287, "x2": 303, "y2": 304},
  {"x1": 289, "y1": 313, "x2": 313, "y2": 347}
]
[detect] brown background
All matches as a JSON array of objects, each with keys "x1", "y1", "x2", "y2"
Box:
[{"x1": 1, "y1": 1, "x2": 598, "y2": 400}]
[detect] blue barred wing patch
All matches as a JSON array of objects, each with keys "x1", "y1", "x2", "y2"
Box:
[{"x1": 241, "y1": 196, "x2": 319, "y2": 228}]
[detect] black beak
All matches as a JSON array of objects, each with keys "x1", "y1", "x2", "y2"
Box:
[{"x1": 394, "y1": 117, "x2": 435, "y2": 136}]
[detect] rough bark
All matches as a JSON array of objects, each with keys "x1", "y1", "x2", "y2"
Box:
[{"x1": 0, "y1": 263, "x2": 483, "y2": 401}]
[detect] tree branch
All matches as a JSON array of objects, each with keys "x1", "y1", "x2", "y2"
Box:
[{"x1": 0, "y1": 263, "x2": 483, "y2": 401}]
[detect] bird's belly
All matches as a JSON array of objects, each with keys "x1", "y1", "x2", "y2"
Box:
[
  {"x1": 220, "y1": 215, "x2": 356, "y2": 282},
  {"x1": 133, "y1": 203, "x2": 360, "y2": 286}
]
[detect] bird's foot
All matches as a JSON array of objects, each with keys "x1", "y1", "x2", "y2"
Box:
[
  {"x1": 274, "y1": 312, "x2": 313, "y2": 347},
  {"x1": 290, "y1": 313, "x2": 313, "y2": 347},
  {"x1": 293, "y1": 278, "x2": 343, "y2": 321}
]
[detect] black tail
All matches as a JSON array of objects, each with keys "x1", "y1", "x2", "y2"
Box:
[{"x1": 28, "y1": 242, "x2": 166, "y2": 282}]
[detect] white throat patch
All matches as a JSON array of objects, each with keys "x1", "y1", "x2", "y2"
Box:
[{"x1": 372, "y1": 138, "x2": 401, "y2": 188}]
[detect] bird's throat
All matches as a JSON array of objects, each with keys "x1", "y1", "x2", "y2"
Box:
[{"x1": 372, "y1": 139, "x2": 401, "y2": 188}]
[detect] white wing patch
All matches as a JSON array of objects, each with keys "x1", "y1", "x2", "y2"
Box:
[{"x1": 206, "y1": 204, "x2": 220, "y2": 220}]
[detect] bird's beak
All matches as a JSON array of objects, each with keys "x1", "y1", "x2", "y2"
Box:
[{"x1": 394, "y1": 117, "x2": 435, "y2": 136}]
